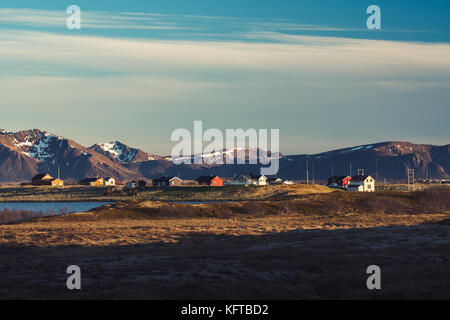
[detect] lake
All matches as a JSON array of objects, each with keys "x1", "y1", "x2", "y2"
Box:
[{"x1": 0, "y1": 202, "x2": 111, "y2": 215}]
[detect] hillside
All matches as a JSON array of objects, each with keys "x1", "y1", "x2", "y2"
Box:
[
  {"x1": 0, "y1": 129, "x2": 139, "y2": 182},
  {"x1": 0, "y1": 128, "x2": 448, "y2": 182}
]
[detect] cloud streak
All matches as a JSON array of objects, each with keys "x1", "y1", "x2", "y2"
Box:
[
  {"x1": 0, "y1": 8, "x2": 373, "y2": 39},
  {"x1": 0, "y1": 8, "x2": 449, "y2": 154}
]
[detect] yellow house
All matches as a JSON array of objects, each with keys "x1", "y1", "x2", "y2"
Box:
[
  {"x1": 79, "y1": 177, "x2": 104, "y2": 186},
  {"x1": 51, "y1": 179, "x2": 64, "y2": 187}
]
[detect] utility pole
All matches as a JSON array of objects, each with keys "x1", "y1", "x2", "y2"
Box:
[
  {"x1": 407, "y1": 168, "x2": 415, "y2": 191},
  {"x1": 417, "y1": 161, "x2": 420, "y2": 182},
  {"x1": 331, "y1": 164, "x2": 334, "y2": 177},
  {"x1": 306, "y1": 159, "x2": 309, "y2": 185},
  {"x1": 312, "y1": 161, "x2": 315, "y2": 185},
  {"x1": 349, "y1": 161, "x2": 352, "y2": 177}
]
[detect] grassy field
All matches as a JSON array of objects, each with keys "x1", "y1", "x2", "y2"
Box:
[
  {"x1": 0, "y1": 184, "x2": 333, "y2": 202},
  {"x1": 0, "y1": 188, "x2": 449, "y2": 299}
]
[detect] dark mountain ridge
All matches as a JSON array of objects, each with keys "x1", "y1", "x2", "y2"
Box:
[{"x1": 0, "y1": 129, "x2": 448, "y2": 182}]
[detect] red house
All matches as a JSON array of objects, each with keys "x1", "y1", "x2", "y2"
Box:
[
  {"x1": 196, "y1": 176, "x2": 223, "y2": 187},
  {"x1": 327, "y1": 176, "x2": 352, "y2": 188}
]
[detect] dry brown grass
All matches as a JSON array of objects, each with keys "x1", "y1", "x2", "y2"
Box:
[
  {"x1": 0, "y1": 184, "x2": 332, "y2": 203},
  {"x1": 1, "y1": 189, "x2": 448, "y2": 247},
  {"x1": 1, "y1": 189, "x2": 449, "y2": 299}
]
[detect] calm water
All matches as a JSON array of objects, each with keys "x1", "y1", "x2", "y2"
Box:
[{"x1": 0, "y1": 202, "x2": 111, "y2": 215}]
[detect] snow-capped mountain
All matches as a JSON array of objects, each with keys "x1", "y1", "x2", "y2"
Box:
[
  {"x1": 89, "y1": 141, "x2": 159, "y2": 164},
  {"x1": 0, "y1": 128, "x2": 448, "y2": 182},
  {"x1": 0, "y1": 129, "x2": 139, "y2": 182},
  {"x1": 170, "y1": 147, "x2": 283, "y2": 164}
]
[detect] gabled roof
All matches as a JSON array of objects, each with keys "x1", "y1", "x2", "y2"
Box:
[
  {"x1": 153, "y1": 176, "x2": 170, "y2": 181},
  {"x1": 196, "y1": 176, "x2": 218, "y2": 183},
  {"x1": 153, "y1": 176, "x2": 183, "y2": 182},
  {"x1": 32, "y1": 173, "x2": 53, "y2": 180},
  {"x1": 234, "y1": 174, "x2": 252, "y2": 180},
  {"x1": 351, "y1": 175, "x2": 371, "y2": 182},
  {"x1": 250, "y1": 174, "x2": 267, "y2": 180},
  {"x1": 234, "y1": 174, "x2": 267, "y2": 181},
  {"x1": 328, "y1": 176, "x2": 351, "y2": 182},
  {"x1": 80, "y1": 177, "x2": 103, "y2": 183}
]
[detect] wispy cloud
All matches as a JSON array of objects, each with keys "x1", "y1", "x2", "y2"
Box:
[
  {"x1": 0, "y1": 8, "x2": 368, "y2": 40},
  {"x1": 0, "y1": 8, "x2": 449, "y2": 154},
  {"x1": 0, "y1": 8, "x2": 186, "y2": 30}
]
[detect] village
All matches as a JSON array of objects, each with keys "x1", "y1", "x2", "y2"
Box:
[{"x1": 29, "y1": 172, "x2": 379, "y2": 192}]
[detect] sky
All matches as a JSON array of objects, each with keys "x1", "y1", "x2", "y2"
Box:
[{"x1": 0, "y1": 0, "x2": 449, "y2": 155}]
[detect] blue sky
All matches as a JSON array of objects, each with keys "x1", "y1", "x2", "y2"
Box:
[{"x1": 0, "y1": 1, "x2": 449, "y2": 154}]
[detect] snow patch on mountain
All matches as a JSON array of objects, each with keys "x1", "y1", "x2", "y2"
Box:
[
  {"x1": 92, "y1": 141, "x2": 140, "y2": 163},
  {"x1": 25, "y1": 132, "x2": 61, "y2": 161}
]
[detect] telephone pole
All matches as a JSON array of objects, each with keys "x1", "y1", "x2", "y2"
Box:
[
  {"x1": 407, "y1": 168, "x2": 415, "y2": 191},
  {"x1": 306, "y1": 159, "x2": 309, "y2": 185}
]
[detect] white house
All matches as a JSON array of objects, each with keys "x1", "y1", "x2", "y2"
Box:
[
  {"x1": 347, "y1": 175, "x2": 375, "y2": 192},
  {"x1": 103, "y1": 177, "x2": 116, "y2": 186},
  {"x1": 268, "y1": 177, "x2": 284, "y2": 185},
  {"x1": 234, "y1": 174, "x2": 268, "y2": 186}
]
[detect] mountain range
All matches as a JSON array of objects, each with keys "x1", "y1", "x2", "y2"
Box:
[{"x1": 0, "y1": 129, "x2": 448, "y2": 182}]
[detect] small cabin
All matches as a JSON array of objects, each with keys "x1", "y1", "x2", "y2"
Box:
[
  {"x1": 327, "y1": 176, "x2": 352, "y2": 188},
  {"x1": 31, "y1": 173, "x2": 54, "y2": 186},
  {"x1": 51, "y1": 179, "x2": 64, "y2": 187},
  {"x1": 79, "y1": 177, "x2": 104, "y2": 186},
  {"x1": 103, "y1": 177, "x2": 116, "y2": 186},
  {"x1": 196, "y1": 176, "x2": 223, "y2": 187},
  {"x1": 347, "y1": 175, "x2": 375, "y2": 192},
  {"x1": 234, "y1": 174, "x2": 268, "y2": 186},
  {"x1": 152, "y1": 176, "x2": 183, "y2": 187},
  {"x1": 138, "y1": 180, "x2": 147, "y2": 188},
  {"x1": 268, "y1": 177, "x2": 283, "y2": 185}
]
